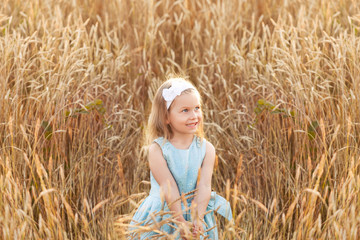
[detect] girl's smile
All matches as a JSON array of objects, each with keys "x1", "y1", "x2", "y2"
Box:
[{"x1": 186, "y1": 122, "x2": 198, "y2": 128}]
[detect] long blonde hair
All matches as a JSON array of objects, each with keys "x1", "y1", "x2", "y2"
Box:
[{"x1": 147, "y1": 78, "x2": 204, "y2": 144}]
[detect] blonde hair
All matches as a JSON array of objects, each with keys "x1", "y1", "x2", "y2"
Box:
[{"x1": 147, "y1": 78, "x2": 204, "y2": 144}]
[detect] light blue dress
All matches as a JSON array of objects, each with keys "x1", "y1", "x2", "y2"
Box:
[{"x1": 129, "y1": 136, "x2": 232, "y2": 239}]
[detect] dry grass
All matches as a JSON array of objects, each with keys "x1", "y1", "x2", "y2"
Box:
[{"x1": 1, "y1": 0, "x2": 360, "y2": 239}]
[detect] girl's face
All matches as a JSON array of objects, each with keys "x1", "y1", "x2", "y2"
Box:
[{"x1": 166, "y1": 92, "x2": 202, "y2": 138}]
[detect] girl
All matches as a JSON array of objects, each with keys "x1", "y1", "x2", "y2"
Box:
[{"x1": 129, "y1": 78, "x2": 232, "y2": 239}]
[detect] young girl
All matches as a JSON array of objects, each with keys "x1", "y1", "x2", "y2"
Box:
[{"x1": 129, "y1": 78, "x2": 232, "y2": 239}]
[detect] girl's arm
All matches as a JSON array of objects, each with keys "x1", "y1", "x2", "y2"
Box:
[
  {"x1": 148, "y1": 143, "x2": 187, "y2": 224},
  {"x1": 191, "y1": 141, "x2": 216, "y2": 224}
]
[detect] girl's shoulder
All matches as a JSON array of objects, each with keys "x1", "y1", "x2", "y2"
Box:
[
  {"x1": 205, "y1": 140, "x2": 215, "y2": 155},
  {"x1": 198, "y1": 136, "x2": 214, "y2": 147},
  {"x1": 205, "y1": 139, "x2": 214, "y2": 149},
  {"x1": 196, "y1": 137, "x2": 216, "y2": 158},
  {"x1": 201, "y1": 138, "x2": 215, "y2": 153}
]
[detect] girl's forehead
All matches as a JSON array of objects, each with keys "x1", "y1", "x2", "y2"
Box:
[{"x1": 172, "y1": 92, "x2": 200, "y2": 107}]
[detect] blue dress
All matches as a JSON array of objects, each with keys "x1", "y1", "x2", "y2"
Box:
[{"x1": 129, "y1": 136, "x2": 232, "y2": 239}]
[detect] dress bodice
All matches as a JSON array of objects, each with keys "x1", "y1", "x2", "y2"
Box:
[{"x1": 149, "y1": 136, "x2": 206, "y2": 197}]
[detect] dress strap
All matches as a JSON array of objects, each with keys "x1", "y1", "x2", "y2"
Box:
[
  {"x1": 153, "y1": 137, "x2": 167, "y2": 148},
  {"x1": 153, "y1": 137, "x2": 164, "y2": 145},
  {"x1": 199, "y1": 137, "x2": 207, "y2": 165}
]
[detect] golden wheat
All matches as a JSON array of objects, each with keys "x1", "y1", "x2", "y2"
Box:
[{"x1": 1, "y1": 0, "x2": 360, "y2": 239}]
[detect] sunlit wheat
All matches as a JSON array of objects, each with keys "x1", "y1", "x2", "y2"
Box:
[{"x1": 1, "y1": 0, "x2": 360, "y2": 239}]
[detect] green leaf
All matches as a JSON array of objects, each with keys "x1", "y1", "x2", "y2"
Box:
[
  {"x1": 94, "y1": 99, "x2": 103, "y2": 105},
  {"x1": 74, "y1": 108, "x2": 89, "y2": 114},
  {"x1": 254, "y1": 107, "x2": 263, "y2": 115},
  {"x1": 41, "y1": 121, "x2": 52, "y2": 132},
  {"x1": 257, "y1": 99, "x2": 266, "y2": 106},
  {"x1": 308, "y1": 121, "x2": 319, "y2": 132},
  {"x1": 308, "y1": 131, "x2": 316, "y2": 140},
  {"x1": 41, "y1": 121, "x2": 53, "y2": 140},
  {"x1": 271, "y1": 108, "x2": 285, "y2": 114},
  {"x1": 307, "y1": 120, "x2": 319, "y2": 140},
  {"x1": 98, "y1": 107, "x2": 106, "y2": 114}
]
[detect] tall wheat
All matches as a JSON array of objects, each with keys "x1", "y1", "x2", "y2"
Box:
[{"x1": 1, "y1": 0, "x2": 359, "y2": 239}]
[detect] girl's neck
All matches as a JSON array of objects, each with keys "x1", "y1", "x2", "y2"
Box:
[{"x1": 169, "y1": 134, "x2": 195, "y2": 149}]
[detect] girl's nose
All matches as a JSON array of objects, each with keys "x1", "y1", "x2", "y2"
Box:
[{"x1": 190, "y1": 110, "x2": 197, "y2": 118}]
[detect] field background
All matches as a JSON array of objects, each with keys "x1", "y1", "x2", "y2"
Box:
[{"x1": 1, "y1": 0, "x2": 360, "y2": 239}]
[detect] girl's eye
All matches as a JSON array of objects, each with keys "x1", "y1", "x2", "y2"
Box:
[
  {"x1": 182, "y1": 109, "x2": 188, "y2": 112},
  {"x1": 195, "y1": 107, "x2": 200, "y2": 111}
]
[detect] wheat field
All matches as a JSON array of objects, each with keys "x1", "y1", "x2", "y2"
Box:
[{"x1": 1, "y1": 0, "x2": 360, "y2": 239}]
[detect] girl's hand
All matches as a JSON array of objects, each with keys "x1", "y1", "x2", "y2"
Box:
[
  {"x1": 178, "y1": 219, "x2": 192, "y2": 240},
  {"x1": 192, "y1": 218, "x2": 204, "y2": 237}
]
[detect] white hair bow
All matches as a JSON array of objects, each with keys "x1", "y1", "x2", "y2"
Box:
[{"x1": 162, "y1": 80, "x2": 195, "y2": 109}]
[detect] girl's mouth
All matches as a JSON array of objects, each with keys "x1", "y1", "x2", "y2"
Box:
[{"x1": 186, "y1": 122, "x2": 198, "y2": 127}]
